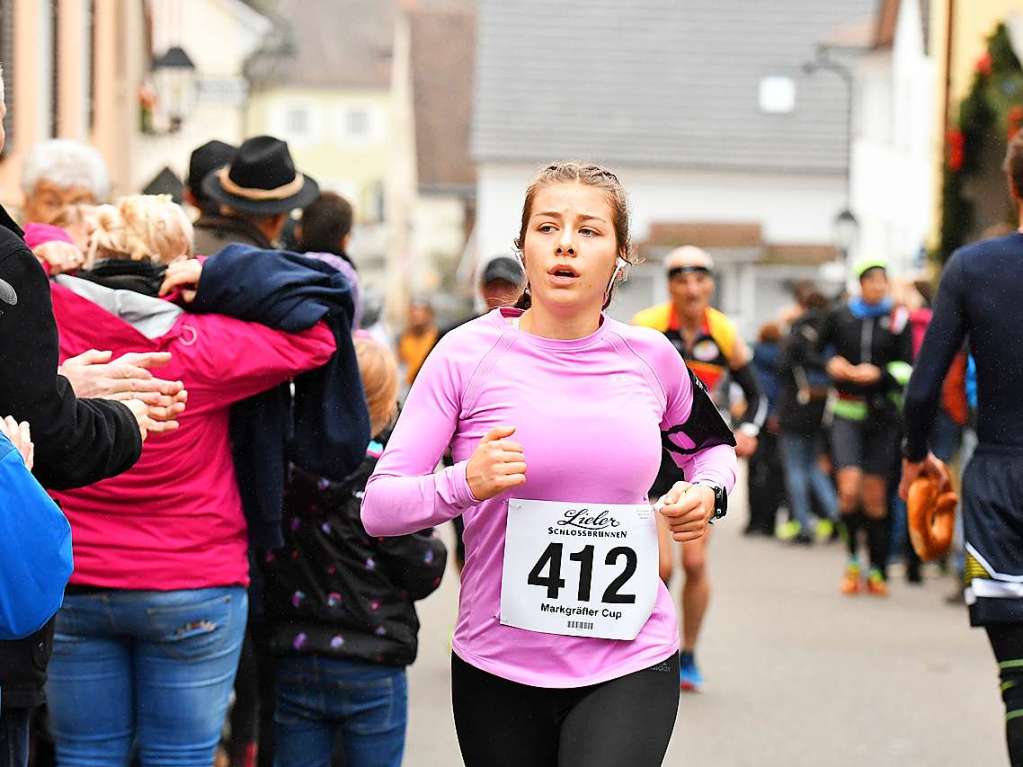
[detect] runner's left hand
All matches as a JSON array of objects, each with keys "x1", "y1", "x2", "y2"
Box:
[
  {"x1": 898, "y1": 452, "x2": 950, "y2": 501},
  {"x1": 656, "y1": 481, "x2": 715, "y2": 543}
]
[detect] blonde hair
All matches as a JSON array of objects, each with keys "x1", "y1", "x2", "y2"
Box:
[
  {"x1": 87, "y1": 195, "x2": 193, "y2": 266},
  {"x1": 354, "y1": 335, "x2": 399, "y2": 437}
]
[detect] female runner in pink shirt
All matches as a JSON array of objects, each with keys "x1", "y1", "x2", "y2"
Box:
[{"x1": 361, "y1": 162, "x2": 737, "y2": 766}]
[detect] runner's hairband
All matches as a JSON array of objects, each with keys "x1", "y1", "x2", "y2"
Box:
[
  {"x1": 215, "y1": 167, "x2": 306, "y2": 201},
  {"x1": 667, "y1": 266, "x2": 713, "y2": 279}
]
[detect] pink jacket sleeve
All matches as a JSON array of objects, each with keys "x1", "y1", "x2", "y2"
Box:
[
  {"x1": 362, "y1": 336, "x2": 478, "y2": 537},
  {"x1": 653, "y1": 337, "x2": 737, "y2": 493},
  {"x1": 23, "y1": 223, "x2": 74, "y2": 250},
  {"x1": 181, "y1": 315, "x2": 337, "y2": 409}
]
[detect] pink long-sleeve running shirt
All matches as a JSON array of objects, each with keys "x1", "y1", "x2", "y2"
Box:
[{"x1": 362, "y1": 307, "x2": 737, "y2": 687}]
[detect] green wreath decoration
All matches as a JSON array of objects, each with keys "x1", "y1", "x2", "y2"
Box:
[{"x1": 939, "y1": 23, "x2": 1023, "y2": 261}]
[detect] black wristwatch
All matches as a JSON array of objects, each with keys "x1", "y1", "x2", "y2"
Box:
[{"x1": 692, "y1": 482, "x2": 728, "y2": 523}]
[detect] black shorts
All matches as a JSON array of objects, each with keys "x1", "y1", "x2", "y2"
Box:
[
  {"x1": 962, "y1": 447, "x2": 1023, "y2": 627},
  {"x1": 830, "y1": 415, "x2": 899, "y2": 476},
  {"x1": 451, "y1": 653, "x2": 680, "y2": 767}
]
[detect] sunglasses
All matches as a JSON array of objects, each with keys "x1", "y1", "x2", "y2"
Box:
[{"x1": 667, "y1": 266, "x2": 712, "y2": 280}]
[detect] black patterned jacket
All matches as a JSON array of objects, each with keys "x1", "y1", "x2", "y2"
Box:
[{"x1": 264, "y1": 434, "x2": 448, "y2": 667}]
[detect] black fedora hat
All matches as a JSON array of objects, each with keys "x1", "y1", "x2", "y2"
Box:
[
  {"x1": 202, "y1": 135, "x2": 319, "y2": 215},
  {"x1": 187, "y1": 140, "x2": 236, "y2": 196}
]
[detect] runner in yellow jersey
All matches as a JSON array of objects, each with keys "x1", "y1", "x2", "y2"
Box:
[{"x1": 633, "y1": 246, "x2": 766, "y2": 691}]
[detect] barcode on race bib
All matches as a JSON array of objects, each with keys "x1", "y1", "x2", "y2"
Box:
[{"x1": 567, "y1": 620, "x2": 594, "y2": 630}]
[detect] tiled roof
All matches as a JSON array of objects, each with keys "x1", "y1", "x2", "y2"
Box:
[
  {"x1": 645, "y1": 221, "x2": 763, "y2": 249},
  {"x1": 472, "y1": 0, "x2": 875, "y2": 173},
  {"x1": 247, "y1": 0, "x2": 397, "y2": 90},
  {"x1": 410, "y1": 6, "x2": 477, "y2": 190},
  {"x1": 761, "y1": 243, "x2": 839, "y2": 264}
]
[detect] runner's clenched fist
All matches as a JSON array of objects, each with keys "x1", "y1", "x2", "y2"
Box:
[
  {"x1": 466, "y1": 425, "x2": 527, "y2": 501},
  {"x1": 656, "y1": 481, "x2": 715, "y2": 543}
]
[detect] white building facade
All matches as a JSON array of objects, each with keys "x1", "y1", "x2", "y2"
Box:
[{"x1": 849, "y1": 0, "x2": 935, "y2": 279}]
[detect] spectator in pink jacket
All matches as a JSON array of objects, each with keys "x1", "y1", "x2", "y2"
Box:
[{"x1": 41, "y1": 196, "x2": 337, "y2": 767}]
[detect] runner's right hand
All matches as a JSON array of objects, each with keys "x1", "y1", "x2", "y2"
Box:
[
  {"x1": 825, "y1": 355, "x2": 853, "y2": 382},
  {"x1": 466, "y1": 425, "x2": 527, "y2": 501}
]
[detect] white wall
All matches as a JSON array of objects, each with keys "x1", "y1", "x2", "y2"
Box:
[
  {"x1": 476, "y1": 162, "x2": 847, "y2": 264},
  {"x1": 849, "y1": 0, "x2": 934, "y2": 279},
  {"x1": 411, "y1": 194, "x2": 468, "y2": 291}
]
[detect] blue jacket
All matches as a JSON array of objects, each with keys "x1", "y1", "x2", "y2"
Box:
[
  {"x1": 190, "y1": 245, "x2": 371, "y2": 549},
  {"x1": 752, "y1": 341, "x2": 781, "y2": 416},
  {"x1": 0, "y1": 433, "x2": 73, "y2": 640}
]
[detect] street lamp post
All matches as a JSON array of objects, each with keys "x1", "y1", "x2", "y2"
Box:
[
  {"x1": 832, "y1": 207, "x2": 860, "y2": 265},
  {"x1": 151, "y1": 45, "x2": 197, "y2": 134},
  {"x1": 804, "y1": 47, "x2": 858, "y2": 274}
]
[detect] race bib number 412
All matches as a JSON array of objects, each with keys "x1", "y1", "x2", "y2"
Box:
[{"x1": 499, "y1": 499, "x2": 659, "y2": 641}]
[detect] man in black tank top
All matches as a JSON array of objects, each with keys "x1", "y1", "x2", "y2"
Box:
[{"x1": 901, "y1": 129, "x2": 1023, "y2": 767}]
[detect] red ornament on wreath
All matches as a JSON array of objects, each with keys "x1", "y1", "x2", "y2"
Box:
[
  {"x1": 947, "y1": 129, "x2": 965, "y2": 172},
  {"x1": 976, "y1": 53, "x2": 993, "y2": 76},
  {"x1": 1008, "y1": 106, "x2": 1023, "y2": 140}
]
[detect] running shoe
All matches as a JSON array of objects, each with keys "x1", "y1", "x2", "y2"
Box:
[
  {"x1": 776, "y1": 520, "x2": 801, "y2": 542},
  {"x1": 679, "y1": 651, "x2": 704, "y2": 692},
  {"x1": 840, "y1": 562, "x2": 861, "y2": 595},
  {"x1": 866, "y1": 569, "x2": 889, "y2": 597},
  {"x1": 815, "y1": 518, "x2": 835, "y2": 543}
]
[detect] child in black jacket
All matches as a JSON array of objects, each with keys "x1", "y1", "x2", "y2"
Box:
[{"x1": 264, "y1": 335, "x2": 447, "y2": 767}]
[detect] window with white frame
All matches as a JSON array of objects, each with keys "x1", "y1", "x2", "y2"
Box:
[
  {"x1": 347, "y1": 108, "x2": 370, "y2": 138},
  {"x1": 334, "y1": 105, "x2": 382, "y2": 143},
  {"x1": 285, "y1": 106, "x2": 310, "y2": 136}
]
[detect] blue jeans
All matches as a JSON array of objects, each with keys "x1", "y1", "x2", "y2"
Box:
[
  {"x1": 780, "y1": 433, "x2": 838, "y2": 530},
  {"x1": 46, "y1": 587, "x2": 246, "y2": 767},
  {"x1": 273, "y1": 655, "x2": 407, "y2": 767}
]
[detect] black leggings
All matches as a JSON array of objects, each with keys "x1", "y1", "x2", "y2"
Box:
[
  {"x1": 988, "y1": 625, "x2": 1023, "y2": 766},
  {"x1": 451, "y1": 653, "x2": 679, "y2": 767}
]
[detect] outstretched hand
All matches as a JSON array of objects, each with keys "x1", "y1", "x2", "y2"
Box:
[
  {"x1": 60, "y1": 350, "x2": 188, "y2": 433},
  {"x1": 60, "y1": 350, "x2": 185, "y2": 410}
]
